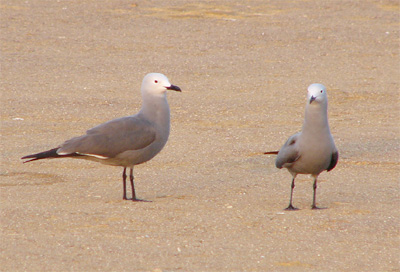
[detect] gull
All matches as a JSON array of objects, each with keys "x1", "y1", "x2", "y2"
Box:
[
  {"x1": 264, "y1": 83, "x2": 338, "y2": 210},
  {"x1": 22, "y1": 73, "x2": 181, "y2": 201}
]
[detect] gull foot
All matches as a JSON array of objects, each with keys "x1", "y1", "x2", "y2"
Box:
[{"x1": 284, "y1": 204, "x2": 299, "y2": 211}]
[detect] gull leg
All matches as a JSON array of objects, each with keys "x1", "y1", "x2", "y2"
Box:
[
  {"x1": 129, "y1": 167, "x2": 137, "y2": 201},
  {"x1": 128, "y1": 168, "x2": 150, "y2": 202},
  {"x1": 122, "y1": 167, "x2": 127, "y2": 200},
  {"x1": 311, "y1": 177, "x2": 324, "y2": 209},
  {"x1": 285, "y1": 177, "x2": 299, "y2": 210}
]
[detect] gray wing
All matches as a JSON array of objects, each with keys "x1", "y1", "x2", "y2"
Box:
[
  {"x1": 275, "y1": 132, "x2": 301, "y2": 169},
  {"x1": 58, "y1": 115, "x2": 156, "y2": 158},
  {"x1": 327, "y1": 150, "x2": 339, "y2": 172}
]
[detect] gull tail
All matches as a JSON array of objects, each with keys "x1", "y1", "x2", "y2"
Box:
[
  {"x1": 263, "y1": 151, "x2": 279, "y2": 155},
  {"x1": 21, "y1": 148, "x2": 79, "y2": 163}
]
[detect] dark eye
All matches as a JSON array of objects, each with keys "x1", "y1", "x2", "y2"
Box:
[
  {"x1": 154, "y1": 80, "x2": 158, "y2": 83},
  {"x1": 320, "y1": 90, "x2": 323, "y2": 93}
]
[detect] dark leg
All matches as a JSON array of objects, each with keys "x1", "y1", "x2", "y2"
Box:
[
  {"x1": 129, "y1": 167, "x2": 137, "y2": 201},
  {"x1": 285, "y1": 177, "x2": 299, "y2": 210},
  {"x1": 311, "y1": 177, "x2": 324, "y2": 209},
  {"x1": 122, "y1": 167, "x2": 127, "y2": 200}
]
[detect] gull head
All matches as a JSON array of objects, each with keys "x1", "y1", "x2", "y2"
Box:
[
  {"x1": 141, "y1": 73, "x2": 181, "y2": 98},
  {"x1": 307, "y1": 83, "x2": 327, "y2": 105}
]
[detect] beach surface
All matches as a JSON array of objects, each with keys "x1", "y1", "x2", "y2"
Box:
[{"x1": 1, "y1": 1, "x2": 399, "y2": 271}]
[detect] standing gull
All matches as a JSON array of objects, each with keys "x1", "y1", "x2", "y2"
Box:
[
  {"x1": 264, "y1": 83, "x2": 338, "y2": 210},
  {"x1": 22, "y1": 73, "x2": 181, "y2": 201}
]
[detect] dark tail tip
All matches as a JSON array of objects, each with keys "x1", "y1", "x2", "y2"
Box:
[
  {"x1": 21, "y1": 157, "x2": 40, "y2": 163},
  {"x1": 263, "y1": 151, "x2": 279, "y2": 155},
  {"x1": 21, "y1": 148, "x2": 60, "y2": 163}
]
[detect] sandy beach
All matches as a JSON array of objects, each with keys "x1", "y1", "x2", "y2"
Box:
[{"x1": 1, "y1": 1, "x2": 399, "y2": 271}]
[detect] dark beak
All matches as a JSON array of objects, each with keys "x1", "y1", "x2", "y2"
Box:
[
  {"x1": 309, "y1": 95, "x2": 316, "y2": 104},
  {"x1": 166, "y1": 84, "x2": 181, "y2": 92}
]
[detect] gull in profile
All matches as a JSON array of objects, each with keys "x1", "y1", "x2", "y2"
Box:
[{"x1": 22, "y1": 73, "x2": 181, "y2": 201}]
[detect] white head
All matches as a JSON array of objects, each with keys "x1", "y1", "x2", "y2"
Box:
[
  {"x1": 307, "y1": 83, "x2": 327, "y2": 105},
  {"x1": 141, "y1": 73, "x2": 181, "y2": 98}
]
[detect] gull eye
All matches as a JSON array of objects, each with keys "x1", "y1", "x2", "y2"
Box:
[
  {"x1": 154, "y1": 80, "x2": 158, "y2": 83},
  {"x1": 320, "y1": 90, "x2": 323, "y2": 93}
]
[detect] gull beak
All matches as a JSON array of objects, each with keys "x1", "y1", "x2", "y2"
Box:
[
  {"x1": 309, "y1": 95, "x2": 316, "y2": 104},
  {"x1": 166, "y1": 84, "x2": 182, "y2": 92}
]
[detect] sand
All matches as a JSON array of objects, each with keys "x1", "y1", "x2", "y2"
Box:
[{"x1": 1, "y1": 0, "x2": 399, "y2": 271}]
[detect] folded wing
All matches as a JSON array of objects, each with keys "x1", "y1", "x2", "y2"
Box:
[
  {"x1": 58, "y1": 115, "x2": 156, "y2": 159},
  {"x1": 275, "y1": 133, "x2": 301, "y2": 169}
]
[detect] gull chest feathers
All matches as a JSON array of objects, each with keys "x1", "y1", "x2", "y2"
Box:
[{"x1": 291, "y1": 95, "x2": 336, "y2": 175}]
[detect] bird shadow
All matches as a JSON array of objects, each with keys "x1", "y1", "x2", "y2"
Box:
[
  {"x1": 130, "y1": 198, "x2": 152, "y2": 203},
  {"x1": 312, "y1": 206, "x2": 328, "y2": 210}
]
